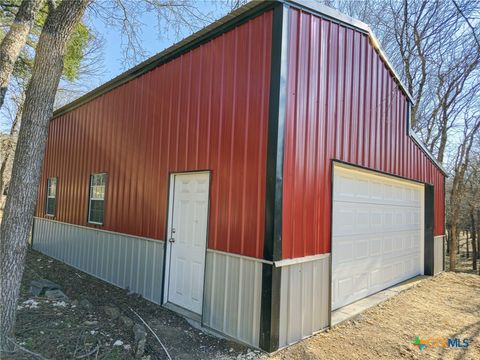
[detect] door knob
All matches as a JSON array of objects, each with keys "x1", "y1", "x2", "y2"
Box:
[{"x1": 169, "y1": 238, "x2": 175, "y2": 243}]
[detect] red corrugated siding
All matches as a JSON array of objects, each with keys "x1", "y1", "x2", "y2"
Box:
[
  {"x1": 36, "y1": 11, "x2": 272, "y2": 259},
  {"x1": 282, "y1": 9, "x2": 446, "y2": 259}
]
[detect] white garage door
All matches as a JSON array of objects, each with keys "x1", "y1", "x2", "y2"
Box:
[{"x1": 332, "y1": 164, "x2": 424, "y2": 310}]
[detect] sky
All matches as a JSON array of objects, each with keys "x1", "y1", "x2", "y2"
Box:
[
  {"x1": 85, "y1": 1, "x2": 233, "y2": 88},
  {"x1": 88, "y1": 12, "x2": 172, "y2": 85},
  {"x1": 0, "y1": 1, "x2": 236, "y2": 131}
]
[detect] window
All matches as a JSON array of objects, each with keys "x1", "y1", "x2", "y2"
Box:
[
  {"x1": 88, "y1": 173, "x2": 106, "y2": 224},
  {"x1": 46, "y1": 177, "x2": 57, "y2": 216}
]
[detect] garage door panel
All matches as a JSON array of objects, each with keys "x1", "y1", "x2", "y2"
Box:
[
  {"x1": 334, "y1": 205, "x2": 421, "y2": 236},
  {"x1": 336, "y1": 171, "x2": 421, "y2": 206},
  {"x1": 332, "y1": 165, "x2": 424, "y2": 310},
  {"x1": 333, "y1": 258, "x2": 421, "y2": 308},
  {"x1": 334, "y1": 239, "x2": 354, "y2": 264},
  {"x1": 333, "y1": 233, "x2": 419, "y2": 266},
  {"x1": 332, "y1": 205, "x2": 356, "y2": 235}
]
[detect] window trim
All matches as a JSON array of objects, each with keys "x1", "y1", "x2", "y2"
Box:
[
  {"x1": 88, "y1": 172, "x2": 107, "y2": 225},
  {"x1": 45, "y1": 177, "x2": 57, "y2": 216}
]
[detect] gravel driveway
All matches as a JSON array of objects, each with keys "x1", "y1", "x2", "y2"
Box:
[{"x1": 270, "y1": 272, "x2": 480, "y2": 359}]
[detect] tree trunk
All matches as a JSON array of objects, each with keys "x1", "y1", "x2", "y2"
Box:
[
  {"x1": 457, "y1": 229, "x2": 460, "y2": 254},
  {"x1": 477, "y1": 209, "x2": 480, "y2": 262},
  {"x1": 450, "y1": 224, "x2": 458, "y2": 271},
  {"x1": 0, "y1": 0, "x2": 89, "y2": 351},
  {"x1": 466, "y1": 231, "x2": 469, "y2": 258},
  {"x1": 0, "y1": 0, "x2": 44, "y2": 110},
  {"x1": 437, "y1": 121, "x2": 448, "y2": 164},
  {"x1": 472, "y1": 211, "x2": 477, "y2": 271},
  {"x1": 446, "y1": 228, "x2": 450, "y2": 254},
  {"x1": 0, "y1": 102, "x2": 22, "y2": 205}
]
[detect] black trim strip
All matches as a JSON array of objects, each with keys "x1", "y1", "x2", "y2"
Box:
[
  {"x1": 259, "y1": 263, "x2": 281, "y2": 351},
  {"x1": 160, "y1": 173, "x2": 173, "y2": 305},
  {"x1": 424, "y1": 184, "x2": 435, "y2": 275},
  {"x1": 263, "y1": 3, "x2": 288, "y2": 263},
  {"x1": 259, "y1": 2, "x2": 289, "y2": 352}
]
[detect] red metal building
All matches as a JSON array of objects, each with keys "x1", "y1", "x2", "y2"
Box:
[{"x1": 33, "y1": 0, "x2": 446, "y2": 352}]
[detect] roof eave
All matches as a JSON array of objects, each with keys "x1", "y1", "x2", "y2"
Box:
[
  {"x1": 52, "y1": 0, "x2": 276, "y2": 119},
  {"x1": 285, "y1": 0, "x2": 413, "y2": 102},
  {"x1": 409, "y1": 130, "x2": 448, "y2": 176}
]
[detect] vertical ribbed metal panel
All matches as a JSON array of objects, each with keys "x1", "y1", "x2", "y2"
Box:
[
  {"x1": 278, "y1": 255, "x2": 330, "y2": 348},
  {"x1": 434, "y1": 235, "x2": 444, "y2": 274},
  {"x1": 35, "y1": 11, "x2": 272, "y2": 259},
  {"x1": 203, "y1": 250, "x2": 262, "y2": 347},
  {"x1": 282, "y1": 8, "x2": 446, "y2": 259},
  {"x1": 32, "y1": 218, "x2": 164, "y2": 304}
]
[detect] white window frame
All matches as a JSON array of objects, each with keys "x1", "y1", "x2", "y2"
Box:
[
  {"x1": 45, "y1": 177, "x2": 57, "y2": 216},
  {"x1": 88, "y1": 173, "x2": 107, "y2": 225}
]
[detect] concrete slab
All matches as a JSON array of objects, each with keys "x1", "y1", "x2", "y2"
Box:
[{"x1": 331, "y1": 275, "x2": 428, "y2": 326}]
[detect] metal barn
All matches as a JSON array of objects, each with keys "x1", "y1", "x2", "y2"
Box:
[{"x1": 32, "y1": 0, "x2": 446, "y2": 352}]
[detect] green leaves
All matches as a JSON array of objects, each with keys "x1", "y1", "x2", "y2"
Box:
[
  {"x1": 63, "y1": 22, "x2": 90, "y2": 81},
  {"x1": 0, "y1": 0, "x2": 92, "y2": 83}
]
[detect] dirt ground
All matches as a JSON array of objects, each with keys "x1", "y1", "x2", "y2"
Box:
[
  {"x1": 3, "y1": 247, "x2": 480, "y2": 359},
  {"x1": 270, "y1": 271, "x2": 480, "y2": 360},
  {"x1": 3, "y1": 249, "x2": 260, "y2": 360}
]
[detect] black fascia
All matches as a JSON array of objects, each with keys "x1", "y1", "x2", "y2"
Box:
[{"x1": 259, "y1": 2, "x2": 289, "y2": 353}]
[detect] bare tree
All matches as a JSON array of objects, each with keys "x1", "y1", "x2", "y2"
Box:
[
  {"x1": 465, "y1": 142, "x2": 480, "y2": 273},
  {"x1": 0, "y1": 0, "x2": 44, "y2": 110},
  {"x1": 89, "y1": 0, "x2": 233, "y2": 67},
  {"x1": 448, "y1": 116, "x2": 480, "y2": 271},
  {"x1": 325, "y1": 0, "x2": 480, "y2": 162},
  {"x1": 0, "y1": 0, "x2": 91, "y2": 350}
]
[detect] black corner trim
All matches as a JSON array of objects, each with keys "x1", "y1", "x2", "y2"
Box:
[
  {"x1": 424, "y1": 184, "x2": 435, "y2": 275},
  {"x1": 263, "y1": 3, "x2": 287, "y2": 263},
  {"x1": 259, "y1": 263, "x2": 282, "y2": 352},
  {"x1": 260, "y1": 2, "x2": 288, "y2": 353}
]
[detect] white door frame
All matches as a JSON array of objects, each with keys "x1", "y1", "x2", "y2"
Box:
[
  {"x1": 330, "y1": 162, "x2": 425, "y2": 311},
  {"x1": 162, "y1": 171, "x2": 211, "y2": 315}
]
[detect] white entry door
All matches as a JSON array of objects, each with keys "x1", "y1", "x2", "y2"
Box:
[
  {"x1": 332, "y1": 165, "x2": 424, "y2": 310},
  {"x1": 167, "y1": 172, "x2": 209, "y2": 314}
]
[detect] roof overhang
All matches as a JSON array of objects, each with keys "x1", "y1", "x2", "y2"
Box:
[
  {"x1": 52, "y1": 0, "x2": 276, "y2": 118},
  {"x1": 52, "y1": 0, "x2": 446, "y2": 176},
  {"x1": 53, "y1": 0, "x2": 414, "y2": 118},
  {"x1": 409, "y1": 129, "x2": 448, "y2": 176}
]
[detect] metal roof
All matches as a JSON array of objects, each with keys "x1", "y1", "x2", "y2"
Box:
[
  {"x1": 52, "y1": 0, "x2": 445, "y2": 174},
  {"x1": 54, "y1": 0, "x2": 415, "y2": 118},
  {"x1": 53, "y1": 0, "x2": 274, "y2": 118}
]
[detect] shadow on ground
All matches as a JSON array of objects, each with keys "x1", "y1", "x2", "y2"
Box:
[{"x1": 4, "y1": 249, "x2": 262, "y2": 360}]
